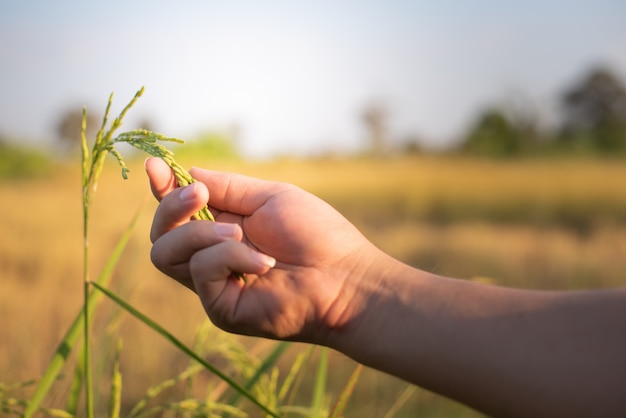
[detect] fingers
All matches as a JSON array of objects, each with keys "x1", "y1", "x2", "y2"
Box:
[
  {"x1": 150, "y1": 221, "x2": 244, "y2": 290},
  {"x1": 151, "y1": 217, "x2": 276, "y2": 295},
  {"x1": 147, "y1": 157, "x2": 293, "y2": 224},
  {"x1": 150, "y1": 181, "x2": 210, "y2": 243},
  {"x1": 190, "y1": 242, "x2": 276, "y2": 318},
  {"x1": 189, "y1": 167, "x2": 293, "y2": 215},
  {"x1": 145, "y1": 157, "x2": 178, "y2": 200}
]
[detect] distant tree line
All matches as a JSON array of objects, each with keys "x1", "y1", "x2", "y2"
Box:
[
  {"x1": 458, "y1": 66, "x2": 626, "y2": 157},
  {"x1": 54, "y1": 65, "x2": 626, "y2": 159}
]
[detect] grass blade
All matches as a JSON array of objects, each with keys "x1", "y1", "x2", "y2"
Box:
[
  {"x1": 83, "y1": 282, "x2": 94, "y2": 418},
  {"x1": 328, "y1": 364, "x2": 363, "y2": 418},
  {"x1": 311, "y1": 347, "x2": 328, "y2": 418},
  {"x1": 126, "y1": 364, "x2": 203, "y2": 418},
  {"x1": 382, "y1": 385, "x2": 417, "y2": 418},
  {"x1": 65, "y1": 345, "x2": 85, "y2": 414},
  {"x1": 278, "y1": 345, "x2": 315, "y2": 405},
  {"x1": 90, "y1": 281, "x2": 280, "y2": 418},
  {"x1": 109, "y1": 340, "x2": 123, "y2": 418},
  {"x1": 134, "y1": 399, "x2": 248, "y2": 418},
  {"x1": 227, "y1": 341, "x2": 290, "y2": 406},
  {"x1": 23, "y1": 209, "x2": 142, "y2": 418}
]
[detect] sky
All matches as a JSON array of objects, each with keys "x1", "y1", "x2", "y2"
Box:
[{"x1": 1, "y1": 1, "x2": 625, "y2": 158}]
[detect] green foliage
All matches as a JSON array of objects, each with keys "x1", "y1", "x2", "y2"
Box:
[
  {"x1": 22, "y1": 209, "x2": 141, "y2": 417},
  {"x1": 311, "y1": 347, "x2": 328, "y2": 418},
  {"x1": 557, "y1": 66, "x2": 626, "y2": 154},
  {"x1": 90, "y1": 281, "x2": 279, "y2": 417},
  {"x1": 455, "y1": 66, "x2": 626, "y2": 158},
  {"x1": 173, "y1": 131, "x2": 240, "y2": 162},
  {"x1": 461, "y1": 109, "x2": 523, "y2": 157},
  {"x1": 328, "y1": 364, "x2": 363, "y2": 418},
  {"x1": 0, "y1": 142, "x2": 51, "y2": 179}
]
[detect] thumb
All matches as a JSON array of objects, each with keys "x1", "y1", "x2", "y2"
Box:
[{"x1": 150, "y1": 181, "x2": 210, "y2": 243}]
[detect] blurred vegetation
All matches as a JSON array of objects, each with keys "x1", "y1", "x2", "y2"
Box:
[
  {"x1": 42, "y1": 64, "x2": 626, "y2": 161},
  {"x1": 171, "y1": 130, "x2": 241, "y2": 161},
  {"x1": 458, "y1": 66, "x2": 626, "y2": 158},
  {"x1": 0, "y1": 139, "x2": 52, "y2": 179},
  {"x1": 2, "y1": 155, "x2": 625, "y2": 417}
]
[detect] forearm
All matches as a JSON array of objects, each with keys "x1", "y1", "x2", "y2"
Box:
[{"x1": 328, "y1": 257, "x2": 626, "y2": 417}]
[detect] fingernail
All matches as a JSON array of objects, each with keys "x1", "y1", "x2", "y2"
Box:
[
  {"x1": 253, "y1": 251, "x2": 276, "y2": 269},
  {"x1": 214, "y1": 223, "x2": 238, "y2": 237},
  {"x1": 179, "y1": 183, "x2": 197, "y2": 201}
]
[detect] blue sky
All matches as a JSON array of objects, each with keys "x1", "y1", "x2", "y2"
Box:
[{"x1": 1, "y1": 1, "x2": 625, "y2": 157}]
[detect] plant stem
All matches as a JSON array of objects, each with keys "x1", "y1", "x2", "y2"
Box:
[
  {"x1": 81, "y1": 107, "x2": 95, "y2": 418},
  {"x1": 90, "y1": 281, "x2": 280, "y2": 418},
  {"x1": 22, "y1": 211, "x2": 141, "y2": 418}
]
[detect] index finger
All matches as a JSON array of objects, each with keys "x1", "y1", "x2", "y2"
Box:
[
  {"x1": 145, "y1": 157, "x2": 178, "y2": 201},
  {"x1": 188, "y1": 167, "x2": 294, "y2": 215}
]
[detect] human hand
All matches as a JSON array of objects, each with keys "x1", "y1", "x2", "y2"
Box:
[{"x1": 145, "y1": 158, "x2": 382, "y2": 344}]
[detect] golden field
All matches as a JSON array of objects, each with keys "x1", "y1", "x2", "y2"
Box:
[{"x1": 2, "y1": 154, "x2": 626, "y2": 417}]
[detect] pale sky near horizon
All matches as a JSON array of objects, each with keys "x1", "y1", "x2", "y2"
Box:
[{"x1": 1, "y1": 1, "x2": 625, "y2": 158}]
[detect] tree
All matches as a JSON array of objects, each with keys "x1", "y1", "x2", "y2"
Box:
[
  {"x1": 56, "y1": 108, "x2": 98, "y2": 154},
  {"x1": 559, "y1": 66, "x2": 626, "y2": 152},
  {"x1": 461, "y1": 109, "x2": 523, "y2": 157},
  {"x1": 362, "y1": 103, "x2": 389, "y2": 155},
  {"x1": 55, "y1": 107, "x2": 156, "y2": 156}
]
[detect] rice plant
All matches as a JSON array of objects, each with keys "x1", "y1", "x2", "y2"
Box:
[{"x1": 7, "y1": 87, "x2": 369, "y2": 418}]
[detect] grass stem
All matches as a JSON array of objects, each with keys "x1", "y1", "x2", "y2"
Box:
[{"x1": 89, "y1": 281, "x2": 280, "y2": 418}]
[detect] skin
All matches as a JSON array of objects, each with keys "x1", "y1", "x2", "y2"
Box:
[{"x1": 146, "y1": 157, "x2": 626, "y2": 418}]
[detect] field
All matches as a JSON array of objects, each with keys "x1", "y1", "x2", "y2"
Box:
[{"x1": 2, "y1": 153, "x2": 626, "y2": 417}]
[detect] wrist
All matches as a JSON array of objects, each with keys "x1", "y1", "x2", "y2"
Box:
[{"x1": 318, "y1": 245, "x2": 414, "y2": 351}]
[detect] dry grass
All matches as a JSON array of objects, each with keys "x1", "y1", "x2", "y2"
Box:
[{"x1": 2, "y1": 154, "x2": 625, "y2": 416}]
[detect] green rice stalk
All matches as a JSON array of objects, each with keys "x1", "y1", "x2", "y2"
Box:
[
  {"x1": 110, "y1": 121, "x2": 246, "y2": 280},
  {"x1": 44, "y1": 408, "x2": 74, "y2": 417},
  {"x1": 90, "y1": 281, "x2": 280, "y2": 418},
  {"x1": 275, "y1": 405, "x2": 315, "y2": 417},
  {"x1": 80, "y1": 107, "x2": 89, "y2": 184},
  {"x1": 328, "y1": 364, "x2": 363, "y2": 418},
  {"x1": 186, "y1": 322, "x2": 252, "y2": 402},
  {"x1": 277, "y1": 345, "x2": 314, "y2": 404},
  {"x1": 109, "y1": 339, "x2": 123, "y2": 418},
  {"x1": 3, "y1": 398, "x2": 73, "y2": 418},
  {"x1": 310, "y1": 347, "x2": 328, "y2": 418},
  {"x1": 134, "y1": 399, "x2": 248, "y2": 418},
  {"x1": 266, "y1": 367, "x2": 280, "y2": 413},
  {"x1": 2, "y1": 398, "x2": 23, "y2": 416},
  {"x1": 99, "y1": 89, "x2": 246, "y2": 279},
  {"x1": 227, "y1": 341, "x2": 290, "y2": 407},
  {"x1": 126, "y1": 364, "x2": 204, "y2": 418},
  {"x1": 27, "y1": 87, "x2": 246, "y2": 418},
  {"x1": 82, "y1": 106, "x2": 95, "y2": 418},
  {"x1": 79, "y1": 87, "x2": 144, "y2": 418},
  {"x1": 65, "y1": 343, "x2": 85, "y2": 415},
  {"x1": 0, "y1": 378, "x2": 39, "y2": 394},
  {"x1": 45, "y1": 409, "x2": 74, "y2": 418},
  {"x1": 110, "y1": 129, "x2": 213, "y2": 221},
  {"x1": 382, "y1": 385, "x2": 417, "y2": 418},
  {"x1": 96, "y1": 92, "x2": 113, "y2": 146},
  {"x1": 23, "y1": 209, "x2": 142, "y2": 418}
]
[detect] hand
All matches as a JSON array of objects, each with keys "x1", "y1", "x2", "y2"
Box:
[
  {"x1": 145, "y1": 157, "x2": 381, "y2": 343},
  {"x1": 146, "y1": 158, "x2": 626, "y2": 417}
]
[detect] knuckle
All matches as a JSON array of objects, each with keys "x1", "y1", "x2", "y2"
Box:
[
  {"x1": 150, "y1": 241, "x2": 167, "y2": 271},
  {"x1": 186, "y1": 222, "x2": 213, "y2": 248}
]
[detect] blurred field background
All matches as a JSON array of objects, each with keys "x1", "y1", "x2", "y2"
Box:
[{"x1": 2, "y1": 146, "x2": 626, "y2": 416}]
